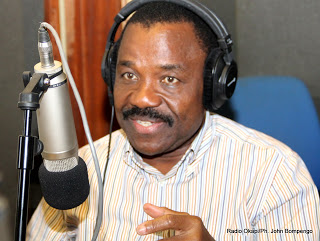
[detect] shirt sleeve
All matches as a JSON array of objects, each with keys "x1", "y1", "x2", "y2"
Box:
[
  {"x1": 255, "y1": 152, "x2": 320, "y2": 240},
  {"x1": 26, "y1": 198, "x2": 68, "y2": 241}
]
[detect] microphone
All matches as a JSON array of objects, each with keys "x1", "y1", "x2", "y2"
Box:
[{"x1": 35, "y1": 27, "x2": 89, "y2": 210}]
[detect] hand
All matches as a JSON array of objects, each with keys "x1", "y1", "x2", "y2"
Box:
[{"x1": 136, "y1": 203, "x2": 215, "y2": 241}]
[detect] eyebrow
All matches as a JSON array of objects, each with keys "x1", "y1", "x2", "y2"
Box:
[
  {"x1": 159, "y1": 64, "x2": 184, "y2": 71},
  {"x1": 117, "y1": 60, "x2": 185, "y2": 71},
  {"x1": 118, "y1": 60, "x2": 134, "y2": 68}
]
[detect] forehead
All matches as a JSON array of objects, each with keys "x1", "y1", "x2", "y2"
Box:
[{"x1": 117, "y1": 22, "x2": 206, "y2": 64}]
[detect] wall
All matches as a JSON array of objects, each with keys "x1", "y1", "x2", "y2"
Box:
[{"x1": 0, "y1": 0, "x2": 43, "y2": 239}]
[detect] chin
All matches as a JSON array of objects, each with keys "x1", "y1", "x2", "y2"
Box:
[{"x1": 131, "y1": 141, "x2": 167, "y2": 157}]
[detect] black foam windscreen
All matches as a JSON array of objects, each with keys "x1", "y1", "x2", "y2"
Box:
[{"x1": 38, "y1": 157, "x2": 90, "y2": 210}]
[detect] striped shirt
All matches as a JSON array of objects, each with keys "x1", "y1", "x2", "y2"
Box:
[{"x1": 27, "y1": 112, "x2": 320, "y2": 240}]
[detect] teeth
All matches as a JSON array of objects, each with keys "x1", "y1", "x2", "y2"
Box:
[{"x1": 136, "y1": 120, "x2": 153, "y2": 127}]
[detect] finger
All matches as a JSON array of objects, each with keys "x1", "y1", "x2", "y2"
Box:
[
  {"x1": 136, "y1": 214, "x2": 191, "y2": 235},
  {"x1": 143, "y1": 203, "x2": 188, "y2": 219},
  {"x1": 158, "y1": 235, "x2": 182, "y2": 241}
]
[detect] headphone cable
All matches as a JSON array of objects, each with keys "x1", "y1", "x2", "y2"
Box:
[{"x1": 103, "y1": 105, "x2": 114, "y2": 185}]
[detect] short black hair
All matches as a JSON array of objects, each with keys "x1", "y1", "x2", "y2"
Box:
[{"x1": 119, "y1": 1, "x2": 218, "y2": 54}]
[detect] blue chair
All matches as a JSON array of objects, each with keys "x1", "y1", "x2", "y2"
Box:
[{"x1": 218, "y1": 76, "x2": 320, "y2": 190}]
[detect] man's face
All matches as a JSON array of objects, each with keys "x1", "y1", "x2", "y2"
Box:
[{"x1": 113, "y1": 22, "x2": 206, "y2": 157}]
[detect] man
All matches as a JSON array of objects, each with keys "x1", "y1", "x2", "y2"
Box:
[{"x1": 27, "y1": 1, "x2": 319, "y2": 240}]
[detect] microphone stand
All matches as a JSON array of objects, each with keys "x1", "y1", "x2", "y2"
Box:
[{"x1": 15, "y1": 72, "x2": 49, "y2": 241}]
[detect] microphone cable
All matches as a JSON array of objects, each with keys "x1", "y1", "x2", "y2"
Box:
[{"x1": 40, "y1": 22, "x2": 103, "y2": 241}]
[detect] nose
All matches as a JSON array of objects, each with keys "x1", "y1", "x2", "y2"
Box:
[{"x1": 129, "y1": 80, "x2": 162, "y2": 109}]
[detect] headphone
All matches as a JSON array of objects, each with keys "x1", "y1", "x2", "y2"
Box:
[{"x1": 101, "y1": 0, "x2": 238, "y2": 111}]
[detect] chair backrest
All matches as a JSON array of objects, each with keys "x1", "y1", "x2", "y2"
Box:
[{"x1": 218, "y1": 76, "x2": 320, "y2": 189}]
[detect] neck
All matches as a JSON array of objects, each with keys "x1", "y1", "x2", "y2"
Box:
[{"x1": 140, "y1": 147, "x2": 189, "y2": 175}]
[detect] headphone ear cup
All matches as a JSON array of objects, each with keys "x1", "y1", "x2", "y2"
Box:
[
  {"x1": 109, "y1": 42, "x2": 119, "y2": 90},
  {"x1": 104, "y1": 41, "x2": 119, "y2": 106},
  {"x1": 203, "y1": 48, "x2": 225, "y2": 112},
  {"x1": 203, "y1": 48, "x2": 238, "y2": 111}
]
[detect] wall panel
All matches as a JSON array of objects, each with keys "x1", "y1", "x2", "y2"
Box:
[{"x1": 45, "y1": 0, "x2": 121, "y2": 147}]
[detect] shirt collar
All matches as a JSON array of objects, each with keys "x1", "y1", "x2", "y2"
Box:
[{"x1": 185, "y1": 110, "x2": 212, "y2": 164}]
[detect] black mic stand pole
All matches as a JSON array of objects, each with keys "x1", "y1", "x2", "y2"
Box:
[{"x1": 15, "y1": 72, "x2": 49, "y2": 241}]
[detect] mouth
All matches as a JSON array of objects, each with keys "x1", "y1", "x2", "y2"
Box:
[
  {"x1": 136, "y1": 120, "x2": 154, "y2": 127},
  {"x1": 129, "y1": 117, "x2": 166, "y2": 134}
]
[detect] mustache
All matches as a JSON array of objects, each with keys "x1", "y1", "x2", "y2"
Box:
[{"x1": 122, "y1": 107, "x2": 174, "y2": 127}]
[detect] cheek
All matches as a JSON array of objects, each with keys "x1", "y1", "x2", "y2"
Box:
[
  {"x1": 170, "y1": 83, "x2": 204, "y2": 126},
  {"x1": 113, "y1": 91, "x2": 127, "y2": 126},
  {"x1": 113, "y1": 83, "x2": 128, "y2": 110}
]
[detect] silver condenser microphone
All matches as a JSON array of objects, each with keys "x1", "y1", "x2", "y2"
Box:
[{"x1": 36, "y1": 27, "x2": 89, "y2": 210}]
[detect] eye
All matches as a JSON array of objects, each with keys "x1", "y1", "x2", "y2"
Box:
[
  {"x1": 161, "y1": 76, "x2": 179, "y2": 85},
  {"x1": 122, "y1": 72, "x2": 138, "y2": 80}
]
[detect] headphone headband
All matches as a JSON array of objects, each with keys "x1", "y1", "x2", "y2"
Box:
[{"x1": 105, "y1": 0, "x2": 234, "y2": 64}]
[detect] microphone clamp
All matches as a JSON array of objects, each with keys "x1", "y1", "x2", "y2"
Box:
[{"x1": 18, "y1": 72, "x2": 50, "y2": 111}]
